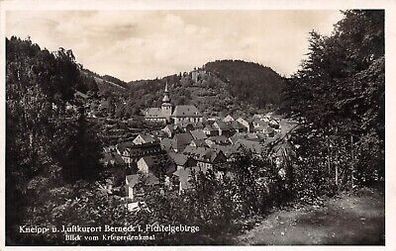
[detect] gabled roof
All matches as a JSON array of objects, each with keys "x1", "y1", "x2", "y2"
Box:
[
  {"x1": 207, "y1": 135, "x2": 229, "y2": 144},
  {"x1": 126, "y1": 173, "x2": 159, "y2": 188},
  {"x1": 254, "y1": 120, "x2": 269, "y2": 127},
  {"x1": 177, "y1": 120, "x2": 195, "y2": 128},
  {"x1": 183, "y1": 146, "x2": 207, "y2": 158},
  {"x1": 211, "y1": 144, "x2": 237, "y2": 157},
  {"x1": 172, "y1": 133, "x2": 193, "y2": 150},
  {"x1": 191, "y1": 139, "x2": 208, "y2": 148},
  {"x1": 235, "y1": 139, "x2": 264, "y2": 154},
  {"x1": 202, "y1": 149, "x2": 225, "y2": 163},
  {"x1": 213, "y1": 121, "x2": 232, "y2": 131},
  {"x1": 113, "y1": 153, "x2": 126, "y2": 164},
  {"x1": 160, "y1": 138, "x2": 173, "y2": 151},
  {"x1": 138, "y1": 154, "x2": 176, "y2": 176},
  {"x1": 237, "y1": 117, "x2": 254, "y2": 123},
  {"x1": 190, "y1": 129, "x2": 207, "y2": 140},
  {"x1": 144, "y1": 108, "x2": 169, "y2": 118},
  {"x1": 172, "y1": 168, "x2": 194, "y2": 190},
  {"x1": 117, "y1": 141, "x2": 135, "y2": 153},
  {"x1": 103, "y1": 152, "x2": 125, "y2": 165},
  {"x1": 184, "y1": 146, "x2": 225, "y2": 163},
  {"x1": 134, "y1": 134, "x2": 157, "y2": 144},
  {"x1": 223, "y1": 115, "x2": 235, "y2": 122},
  {"x1": 168, "y1": 152, "x2": 188, "y2": 166},
  {"x1": 171, "y1": 105, "x2": 202, "y2": 117},
  {"x1": 162, "y1": 124, "x2": 174, "y2": 133},
  {"x1": 230, "y1": 121, "x2": 245, "y2": 130},
  {"x1": 126, "y1": 174, "x2": 140, "y2": 187},
  {"x1": 229, "y1": 133, "x2": 247, "y2": 144}
]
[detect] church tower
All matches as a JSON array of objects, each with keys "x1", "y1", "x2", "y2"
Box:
[{"x1": 161, "y1": 82, "x2": 173, "y2": 121}]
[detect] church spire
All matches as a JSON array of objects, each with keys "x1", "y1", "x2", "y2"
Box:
[{"x1": 162, "y1": 81, "x2": 170, "y2": 103}]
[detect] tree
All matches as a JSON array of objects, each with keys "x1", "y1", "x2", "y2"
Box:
[{"x1": 282, "y1": 10, "x2": 384, "y2": 189}]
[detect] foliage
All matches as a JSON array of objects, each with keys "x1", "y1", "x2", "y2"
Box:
[
  {"x1": 6, "y1": 36, "x2": 105, "y2": 243},
  {"x1": 204, "y1": 60, "x2": 286, "y2": 108},
  {"x1": 281, "y1": 10, "x2": 385, "y2": 194}
]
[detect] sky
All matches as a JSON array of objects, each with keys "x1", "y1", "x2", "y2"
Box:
[{"x1": 6, "y1": 10, "x2": 343, "y2": 82}]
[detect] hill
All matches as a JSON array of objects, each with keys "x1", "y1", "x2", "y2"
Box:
[
  {"x1": 6, "y1": 36, "x2": 286, "y2": 119},
  {"x1": 80, "y1": 69, "x2": 128, "y2": 95},
  {"x1": 204, "y1": 60, "x2": 286, "y2": 108},
  {"x1": 124, "y1": 60, "x2": 286, "y2": 117}
]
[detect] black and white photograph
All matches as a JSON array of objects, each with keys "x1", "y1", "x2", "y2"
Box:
[{"x1": 1, "y1": 0, "x2": 393, "y2": 248}]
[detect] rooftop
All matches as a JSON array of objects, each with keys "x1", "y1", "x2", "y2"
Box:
[{"x1": 171, "y1": 105, "x2": 202, "y2": 117}]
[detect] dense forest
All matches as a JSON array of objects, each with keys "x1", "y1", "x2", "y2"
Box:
[
  {"x1": 5, "y1": 9, "x2": 384, "y2": 245},
  {"x1": 204, "y1": 60, "x2": 286, "y2": 107}
]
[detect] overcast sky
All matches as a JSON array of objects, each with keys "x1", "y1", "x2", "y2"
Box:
[{"x1": 6, "y1": 10, "x2": 343, "y2": 82}]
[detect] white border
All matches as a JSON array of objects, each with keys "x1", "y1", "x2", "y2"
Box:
[{"x1": 1, "y1": 0, "x2": 395, "y2": 251}]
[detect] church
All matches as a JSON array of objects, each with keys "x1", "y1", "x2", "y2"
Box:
[{"x1": 143, "y1": 82, "x2": 203, "y2": 125}]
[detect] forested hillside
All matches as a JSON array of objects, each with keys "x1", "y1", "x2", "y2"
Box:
[
  {"x1": 122, "y1": 60, "x2": 285, "y2": 118},
  {"x1": 6, "y1": 36, "x2": 104, "y2": 243},
  {"x1": 204, "y1": 60, "x2": 286, "y2": 108},
  {"x1": 126, "y1": 72, "x2": 252, "y2": 117}
]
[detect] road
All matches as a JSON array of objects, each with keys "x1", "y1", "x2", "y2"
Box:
[{"x1": 236, "y1": 188, "x2": 384, "y2": 245}]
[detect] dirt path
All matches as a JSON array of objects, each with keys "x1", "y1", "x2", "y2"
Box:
[{"x1": 236, "y1": 188, "x2": 384, "y2": 245}]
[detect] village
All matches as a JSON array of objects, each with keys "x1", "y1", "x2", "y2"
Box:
[{"x1": 91, "y1": 74, "x2": 299, "y2": 211}]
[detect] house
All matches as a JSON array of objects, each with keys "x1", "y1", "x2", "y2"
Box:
[
  {"x1": 160, "y1": 138, "x2": 173, "y2": 152},
  {"x1": 212, "y1": 121, "x2": 234, "y2": 137},
  {"x1": 230, "y1": 120, "x2": 246, "y2": 133},
  {"x1": 177, "y1": 121, "x2": 195, "y2": 132},
  {"x1": 268, "y1": 118, "x2": 280, "y2": 129},
  {"x1": 190, "y1": 129, "x2": 207, "y2": 140},
  {"x1": 125, "y1": 172, "x2": 159, "y2": 201},
  {"x1": 171, "y1": 105, "x2": 203, "y2": 125},
  {"x1": 183, "y1": 146, "x2": 208, "y2": 159},
  {"x1": 125, "y1": 154, "x2": 176, "y2": 201},
  {"x1": 151, "y1": 130, "x2": 167, "y2": 141},
  {"x1": 236, "y1": 117, "x2": 253, "y2": 133},
  {"x1": 223, "y1": 115, "x2": 235, "y2": 123},
  {"x1": 255, "y1": 125, "x2": 275, "y2": 137},
  {"x1": 117, "y1": 141, "x2": 163, "y2": 167},
  {"x1": 196, "y1": 149, "x2": 227, "y2": 172},
  {"x1": 168, "y1": 152, "x2": 197, "y2": 170},
  {"x1": 137, "y1": 155, "x2": 175, "y2": 175},
  {"x1": 210, "y1": 144, "x2": 237, "y2": 159},
  {"x1": 203, "y1": 124, "x2": 218, "y2": 136},
  {"x1": 206, "y1": 135, "x2": 230, "y2": 147},
  {"x1": 253, "y1": 119, "x2": 269, "y2": 129},
  {"x1": 133, "y1": 134, "x2": 157, "y2": 145},
  {"x1": 171, "y1": 132, "x2": 194, "y2": 152},
  {"x1": 229, "y1": 133, "x2": 247, "y2": 145},
  {"x1": 190, "y1": 139, "x2": 208, "y2": 148},
  {"x1": 116, "y1": 140, "x2": 134, "y2": 155},
  {"x1": 235, "y1": 139, "x2": 265, "y2": 156},
  {"x1": 183, "y1": 146, "x2": 226, "y2": 171},
  {"x1": 162, "y1": 125, "x2": 174, "y2": 138},
  {"x1": 172, "y1": 167, "x2": 194, "y2": 192},
  {"x1": 102, "y1": 152, "x2": 125, "y2": 167}
]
